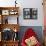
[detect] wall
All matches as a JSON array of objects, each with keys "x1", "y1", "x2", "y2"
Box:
[
  {"x1": 0, "y1": 0, "x2": 44, "y2": 44},
  {"x1": 0, "y1": 0, "x2": 15, "y2": 7},
  {"x1": 17, "y1": 0, "x2": 44, "y2": 26},
  {"x1": 0, "y1": 0, "x2": 44, "y2": 26}
]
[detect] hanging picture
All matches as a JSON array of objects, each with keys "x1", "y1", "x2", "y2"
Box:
[
  {"x1": 2, "y1": 10, "x2": 9, "y2": 15},
  {"x1": 23, "y1": 8, "x2": 38, "y2": 19}
]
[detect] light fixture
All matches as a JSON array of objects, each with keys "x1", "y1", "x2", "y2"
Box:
[{"x1": 15, "y1": 0, "x2": 17, "y2": 7}]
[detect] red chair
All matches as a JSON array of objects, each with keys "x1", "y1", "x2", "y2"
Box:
[{"x1": 21, "y1": 28, "x2": 41, "y2": 46}]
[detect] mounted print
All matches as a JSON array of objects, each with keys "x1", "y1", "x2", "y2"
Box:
[
  {"x1": 23, "y1": 8, "x2": 38, "y2": 19},
  {"x1": 2, "y1": 10, "x2": 9, "y2": 15}
]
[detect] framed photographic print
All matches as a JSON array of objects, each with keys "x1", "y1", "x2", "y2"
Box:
[
  {"x1": 23, "y1": 8, "x2": 38, "y2": 19},
  {"x1": 2, "y1": 10, "x2": 9, "y2": 15},
  {"x1": 32, "y1": 8, "x2": 37, "y2": 19}
]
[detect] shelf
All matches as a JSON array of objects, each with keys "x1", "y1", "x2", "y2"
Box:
[
  {"x1": 0, "y1": 7, "x2": 19, "y2": 24},
  {"x1": 0, "y1": 24, "x2": 19, "y2": 32},
  {"x1": 0, "y1": 7, "x2": 19, "y2": 46},
  {"x1": 2, "y1": 40, "x2": 19, "y2": 43},
  {"x1": 0, "y1": 40, "x2": 19, "y2": 46},
  {"x1": 0, "y1": 7, "x2": 19, "y2": 10},
  {"x1": 2, "y1": 41, "x2": 19, "y2": 46},
  {"x1": 0, "y1": 7, "x2": 19, "y2": 16}
]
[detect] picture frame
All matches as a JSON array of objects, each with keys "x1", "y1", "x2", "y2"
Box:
[
  {"x1": 2, "y1": 10, "x2": 9, "y2": 15},
  {"x1": 23, "y1": 8, "x2": 37, "y2": 19}
]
